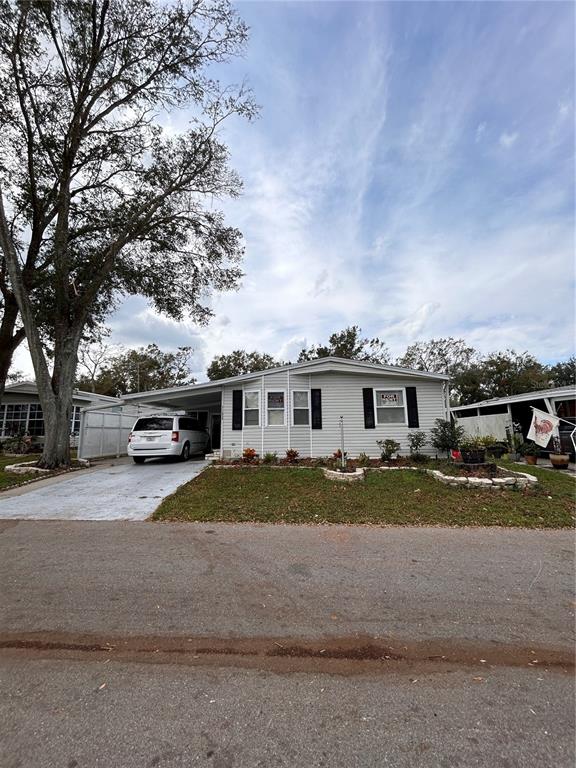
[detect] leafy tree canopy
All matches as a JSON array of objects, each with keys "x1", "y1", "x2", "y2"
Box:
[
  {"x1": 548, "y1": 357, "x2": 576, "y2": 388},
  {"x1": 0, "y1": 0, "x2": 255, "y2": 466},
  {"x1": 298, "y1": 326, "x2": 390, "y2": 364},
  {"x1": 76, "y1": 344, "x2": 195, "y2": 396},
  {"x1": 207, "y1": 350, "x2": 280, "y2": 380}
]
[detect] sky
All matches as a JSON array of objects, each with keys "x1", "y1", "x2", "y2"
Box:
[{"x1": 14, "y1": 0, "x2": 576, "y2": 381}]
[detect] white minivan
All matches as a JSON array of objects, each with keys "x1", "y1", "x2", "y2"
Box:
[{"x1": 127, "y1": 414, "x2": 210, "y2": 464}]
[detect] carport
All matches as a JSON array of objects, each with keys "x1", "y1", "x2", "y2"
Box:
[{"x1": 122, "y1": 382, "x2": 223, "y2": 451}]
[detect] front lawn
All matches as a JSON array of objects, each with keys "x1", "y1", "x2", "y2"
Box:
[
  {"x1": 152, "y1": 462, "x2": 575, "y2": 528},
  {"x1": 0, "y1": 454, "x2": 42, "y2": 491}
]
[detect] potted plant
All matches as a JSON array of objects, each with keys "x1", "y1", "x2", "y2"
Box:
[
  {"x1": 549, "y1": 437, "x2": 570, "y2": 470},
  {"x1": 459, "y1": 436, "x2": 486, "y2": 465},
  {"x1": 481, "y1": 435, "x2": 507, "y2": 459},
  {"x1": 518, "y1": 441, "x2": 540, "y2": 465}
]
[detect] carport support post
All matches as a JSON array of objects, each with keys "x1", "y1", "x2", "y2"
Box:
[{"x1": 117, "y1": 411, "x2": 122, "y2": 458}]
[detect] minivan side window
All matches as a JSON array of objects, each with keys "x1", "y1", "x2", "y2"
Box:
[{"x1": 179, "y1": 418, "x2": 202, "y2": 431}]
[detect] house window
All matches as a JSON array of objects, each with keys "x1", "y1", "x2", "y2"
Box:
[
  {"x1": 292, "y1": 391, "x2": 310, "y2": 425},
  {"x1": 4, "y1": 404, "x2": 28, "y2": 436},
  {"x1": 244, "y1": 391, "x2": 260, "y2": 427},
  {"x1": 267, "y1": 391, "x2": 285, "y2": 426},
  {"x1": 28, "y1": 404, "x2": 45, "y2": 436},
  {"x1": 374, "y1": 389, "x2": 406, "y2": 424}
]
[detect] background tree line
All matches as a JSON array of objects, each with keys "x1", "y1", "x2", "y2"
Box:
[{"x1": 72, "y1": 326, "x2": 575, "y2": 405}]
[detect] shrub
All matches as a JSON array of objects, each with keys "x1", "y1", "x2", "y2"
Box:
[
  {"x1": 285, "y1": 448, "x2": 299, "y2": 463},
  {"x1": 407, "y1": 431, "x2": 428, "y2": 455},
  {"x1": 357, "y1": 452, "x2": 371, "y2": 467},
  {"x1": 518, "y1": 440, "x2": 540, "y2": 456},
  {"x1": 1, "y1": 435, "x2": 32, "y2": 455},
  {"x1": 459, "y1": 436, "x2": 485, "y2": 451},
  {"x1": 242, "y1": 447, "x2": 258, "y2": 463},
  {"x1": 376, "y1": 439, "x2": 400, "y2": 461},
  {"x1": 262, "y1": 452, "x2": 278, "y2": 464},
  {"x1": 430, "y1": 419, "x2": 465, "y2": 457}
]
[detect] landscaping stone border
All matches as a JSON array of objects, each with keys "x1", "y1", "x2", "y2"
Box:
[
  {"x1": 5, "y1": 461, "x2": 51, "y2": 475},
  {"x1": 373, "y1": 465, "x2": 538, "y2": 489},
  {"x1": 322, "y1": 467, "x2": 365, "y2": 482},
  {"x1": 209, "y1": 461, "x2": 538, "y2": 489}
]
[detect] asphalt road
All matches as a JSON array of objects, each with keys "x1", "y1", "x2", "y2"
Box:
[{"x1": 0, "y1": 520, "x2": 574, "y2": 767}]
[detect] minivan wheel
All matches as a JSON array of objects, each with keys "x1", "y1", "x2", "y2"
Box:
[
  {"x1": 181, "y1": 442, "x2": 190, "y2": 461},
  {"x1": 133, "y1": 457, "x2": 145, "y2": 464}
]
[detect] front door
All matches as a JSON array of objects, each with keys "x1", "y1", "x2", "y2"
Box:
[{"x1": 210, "y1": 414, "x2": 221, "y2": 450}]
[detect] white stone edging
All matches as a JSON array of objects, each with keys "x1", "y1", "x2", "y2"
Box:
[
  {"x1": 373, "y1": 465, "x2": 538, "y2": 489},
  {"x1": 208, "y1": 462, "x2": 538, "y2": 489},
  {"x1": 322, "y1": 467, "x2": 365, "y2": 482}
]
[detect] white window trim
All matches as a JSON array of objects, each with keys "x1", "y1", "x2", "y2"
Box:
[
  {"x1": 291, "y1": 389, "x2": 310, "y2": 427},
  {"x1": 373, "y1": 387, "x2": 408, "y2": 426},
  {"x1": 243, "y1": 389, "x2": 261, "y2": 428},
  {"x1": 265, "y1": 389, "x2": 286, "y2": 428}
]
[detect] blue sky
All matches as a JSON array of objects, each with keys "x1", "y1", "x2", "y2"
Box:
[{"x1": 23, "y1": 0, "x2": 574, "y2": 381}]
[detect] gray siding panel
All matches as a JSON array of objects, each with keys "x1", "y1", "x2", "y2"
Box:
[{"x1": 220, "y1": 371, "x2": 445, "y2": 458}]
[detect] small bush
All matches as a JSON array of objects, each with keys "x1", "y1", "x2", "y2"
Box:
[
  {"x1": 357, "y1": 452, "x2": 371, "y2": 467},
  {"x1": 410, "y1": 453, "x2": 429, "y2": 463},
  {"x1": 262, "y1": 452, "x2": 278, "y2": 464},
  {"x1": 407, "y1": 430, "x2": 428, "y2": 455},
  {"x1": 242, "y1": 447, "x2": 258, "y2": 463},
  {"x1": 376, "y1": 439, "x2": 400, "y2": 461},
  {"x1": 285, "y1": 448, "x2": 299, "y2": 464},
  {"x1": 430, "y1": 419, "x2": 465, "y2": 457}
]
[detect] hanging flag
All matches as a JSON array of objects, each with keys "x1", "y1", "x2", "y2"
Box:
[{"x1": 527, "y1": 408, "x2": 560, "y2": 448}]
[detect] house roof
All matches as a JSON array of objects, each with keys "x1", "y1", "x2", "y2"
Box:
[
  {"x1": 4, "y1": 381, "x2": 121, "y2": 404},
  {"x1": 451, "y1": 385, "x2": 576, "y2": 412},
  {"x1": 122, "y1": 356, "x2": 450, "y2": 404}
]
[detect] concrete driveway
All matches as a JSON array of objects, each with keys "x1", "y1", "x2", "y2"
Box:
[{"x1": 0, "y1": 457, "x2": 207, "y2": 521}]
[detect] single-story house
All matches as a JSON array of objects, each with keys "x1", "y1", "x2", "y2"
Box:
[
  {"x1": 122, "y1": 357, "x2": 451, "y2": 458},
  {"x1": 0, "y1": 381, "x2": 121, "y2": 441},
  {"x1": 452, "y1": 385, "x2": 576, "y2": 458}
]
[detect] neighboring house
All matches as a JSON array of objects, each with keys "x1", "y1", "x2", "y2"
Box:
[
  {"x1": 0, "y1": 381, "x2": 121, "y2": 442},
  {"x1": 122, "y1": 357, "x2": 450, "y2": 458},
  {"x1": 452, "y1": 385, "x2": 576, "y2": 457}
]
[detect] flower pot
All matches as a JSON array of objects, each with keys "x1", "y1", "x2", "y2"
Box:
[
  {"x1": 549, "y1": 453, "x2": 570, "y2": 470},
  {"x1": 486, "y1": 445, "x2": 506, "y2": 459},
  {"x1": 461, "y1": 449, "x2": 486, "y2": 465},
  {"x1": 525, "y1": 455, "x2": 538, "y2": 466}
]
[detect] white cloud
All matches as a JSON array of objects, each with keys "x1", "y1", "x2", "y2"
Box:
[
  {"x1": 475, "y1": 122, "x2": 487, "y2": 143},
  {"x1": 499, "y1": 131, "x2": 519, "y2": 149}
]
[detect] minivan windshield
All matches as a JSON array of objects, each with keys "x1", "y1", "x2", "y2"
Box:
[{"x1": 133, "y1": 417, "x2": 174, "y2": 431}]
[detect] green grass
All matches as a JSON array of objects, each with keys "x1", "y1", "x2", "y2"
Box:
[
  {"x1": 152, "y1": 462, "x2": 575, "y2": 529},
  {"x1": 0, "y1": 454, "x2": 42, "y2": 490}
]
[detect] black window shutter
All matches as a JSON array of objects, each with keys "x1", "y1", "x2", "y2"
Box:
[
  {"x1": 406, "y1": 387, "x2": 419, "y2": 428},
  {"x1": 232, "y1": 390, "x2": 243, "y2": 430},
  {"x1": 311, "y1": 389, "x2": 322, "y2": 430},
  {"x1": 363, "y1": 388, "x2": 375, "y2": 429}
]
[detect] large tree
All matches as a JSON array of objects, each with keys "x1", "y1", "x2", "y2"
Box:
[
  {"x1": 0, "y1": 0, "x2": 255, "y2": 467},
  {"x1": 77, "y1": 343, "x2": 195, "y2": 395},
  {"x1": 478, "y1": 350, "x2": 549, "y2": 400},
  {"x1": 298, "y1": 326, "x2": 390, "y2": 364},
  {"x1": 548, "y1": 357, "x2": 576, "y2": 388},
  {"x1": 396, "y1": 337, "x2": 477, "y2": 377},
  {"x1": 207, "y1": 349, "x2": 280, "y2": 380},
  {"x1": 396, "y1": 337, "x2": 479, "y2": 404}
]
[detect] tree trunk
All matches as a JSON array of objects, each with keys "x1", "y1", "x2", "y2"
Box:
[
  {"x1": 37, "y1": 330, "x2": 81, "y2": 469},
  {"x1": 0, "y1": 293, "x2": 26, "y2": 406}
]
